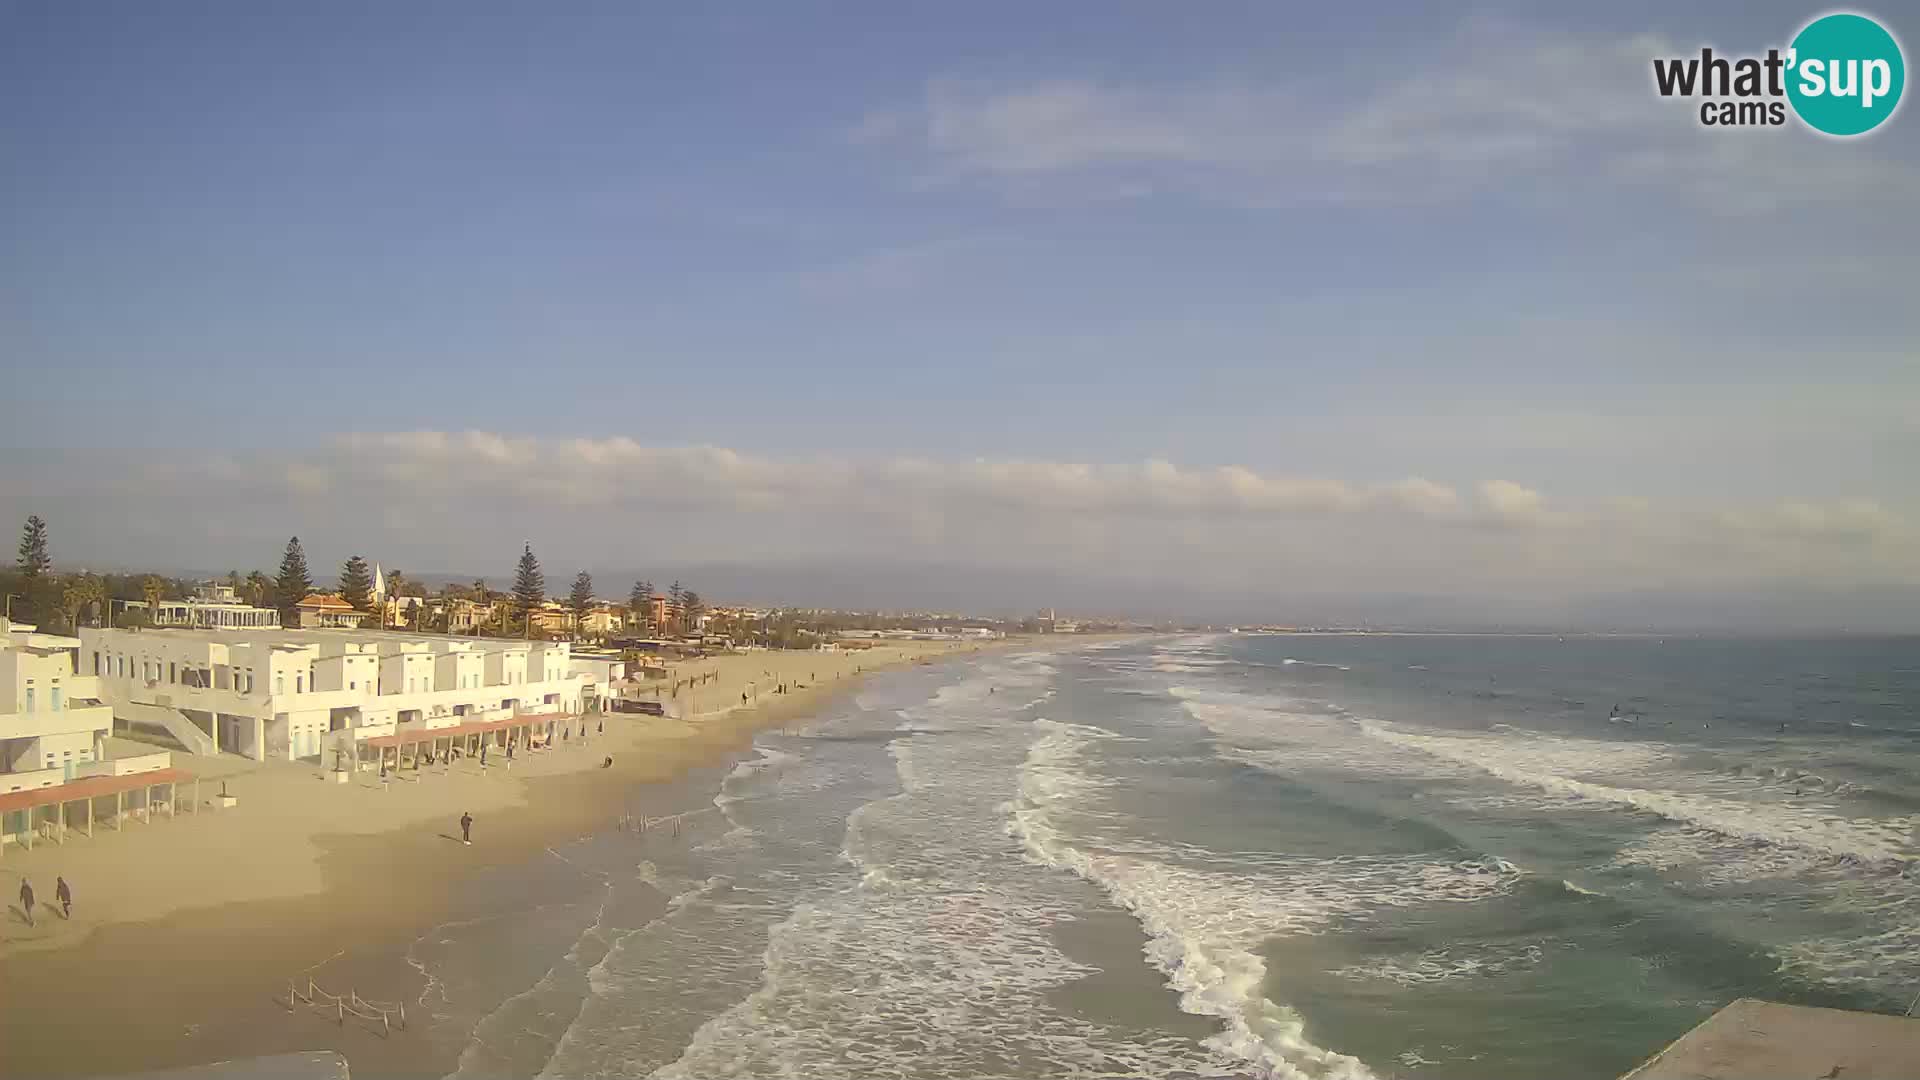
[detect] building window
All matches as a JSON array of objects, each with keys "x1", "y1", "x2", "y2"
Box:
[
  {"x1": 296, "y1": 674, "x2": 304, "y2": 693},
  {"x1": 51, "y1": 688, "x2": 62, "y2": 711},
  {"x1": 169, "y1": 661, "x2": 177, "y2": 683},
  {"x1": 275, "y1": 676, "x2": 284, "y2": 695},
  {"x1": 24, "y1": 688, "x2": 35, "y2": 712}
]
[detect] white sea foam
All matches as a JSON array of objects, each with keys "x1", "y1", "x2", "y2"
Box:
[
  {"x1": 1011, "y1": 720, "x2": 1520, "y2": 1080},
  {"x1": 1364, "y1": 723, "x2": 1918, "y2": 867},
  {"x1": 1282, "y1": 658, "x2": 1352, "y2": 671},
  {"x1": 643, "y1": 655, "x2": 1244, "y2": 1079},
  {"x1": 1171, "y1": 685, "x2": 1453, "y2": 782},
  {"x1": 1775, "y1": 865, "x2": 1920, "y2": 991},
  {"x1": 1332, "y1": 943, "x2": 1544, "y2": 987}
]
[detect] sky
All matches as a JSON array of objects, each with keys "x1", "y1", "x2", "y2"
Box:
[{"x1": 3, "y1": 2, "x2": 1916, "y2": 628}]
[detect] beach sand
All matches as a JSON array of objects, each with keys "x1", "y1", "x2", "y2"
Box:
[{"x1": 0, "y1": 639, "x2": 1001, "y2": 1079}]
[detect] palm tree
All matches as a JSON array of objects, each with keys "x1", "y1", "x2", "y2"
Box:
[
  {"x1": 244, "y1": 571, "x2": 272, "y2": 609},
  {"x1": 387, "y1": 570, "x2": 409, "y2": 628},
  {"x1": 62, "y1": 575, "x2": 105, "y2": 631}
]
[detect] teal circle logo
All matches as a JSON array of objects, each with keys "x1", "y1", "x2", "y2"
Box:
[{"x1": 1787, "y1": 12, "x2": 1905, "y2": 136}]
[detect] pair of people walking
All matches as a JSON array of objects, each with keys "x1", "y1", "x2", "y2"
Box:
[{"x1": 17, "y1": 876, "x2": 72, "y2": 926}]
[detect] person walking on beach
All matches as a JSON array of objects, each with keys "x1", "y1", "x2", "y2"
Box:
[
  {"x1": 19, "y1": 877, "x2": 35, "y2": 927},
  {"x1": 55, "y1": 876, "x2": 72, "y2": 919},
  {"x1": 459, "y1": 811, "x2": 474, "y2": 846}
]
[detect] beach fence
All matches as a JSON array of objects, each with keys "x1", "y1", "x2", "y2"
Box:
[
  {"x1": 617, "y1": 806, "x2": 718, "y2": 837},
  {"x1": 286, "y1": 976, "x2": 407, "y2": 1037}
]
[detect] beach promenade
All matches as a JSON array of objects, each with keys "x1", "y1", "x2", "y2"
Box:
[
  {"x1": 0, "y1": 638, "x2": 1000, "y2": 1079},
  {"x1": 1622, "y1": 999, "x2": 1920, "y2": 1080}
]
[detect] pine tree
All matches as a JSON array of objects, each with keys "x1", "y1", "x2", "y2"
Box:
[
  {"x1": 628, "y1": 580, "x2": 653, "y2": 632},
  {"x1": 512, "y1": 543, "x2": 545, "y2": 634},
  {"x1": 682, "y1": 589, "x2": 705, "y2": 634},
  {"x1": 16, "y1": 515, "x2": 50, "y2": 579},
  {"x1": 340, "y1": 555, "x2": 373, "y2": 612},
  {"x1": 569, "y1": 571, "x2": 595, "y2": 638},
  {"x1": 275, "y1": 536, "x2": 313, "y2": 617},
  {"x1": 668, "y1": 581, "x2": 684, "y2": 633}
]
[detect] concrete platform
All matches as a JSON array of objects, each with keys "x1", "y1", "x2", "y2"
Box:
[{"x1": 1624, "y1": 999, "x2": 1920, "y2": 1080}]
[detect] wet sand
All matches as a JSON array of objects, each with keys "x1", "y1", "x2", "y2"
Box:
[{"x1": 0, "y1": 641, "x2": 997, "y2": 1079}]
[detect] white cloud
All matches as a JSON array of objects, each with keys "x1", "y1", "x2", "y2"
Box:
[
  {"x1": 5, "y1": 433, "x2": 1912, "y2": 606},
  {"x1": 853, "y1": 21, "x2": 1915, "y2": 212}
]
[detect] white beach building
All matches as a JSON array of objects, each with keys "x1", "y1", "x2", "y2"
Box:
[
  {"x1": 1, "y1": 617, "x2": 117, "y2": 782},
  {"x1": 2, "y1": 617, "x2": 178, "y2": 852},
  {"x1": 79, "y1": 625, "x2": 598, "y2": 764}
]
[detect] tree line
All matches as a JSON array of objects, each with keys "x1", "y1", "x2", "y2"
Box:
[{"x1": 6, "y1": 516, "x2": 708, "y2": 643}]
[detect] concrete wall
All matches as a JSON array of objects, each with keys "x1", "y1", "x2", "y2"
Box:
[
  {"x1": 379, "y1": 650, "x2": 434, "y2": 695},
  {"x1": 484, "y1": 646, "x2": 529, "y2": 687},
  {"x1": 435, "y1": 650, "x2": 484, "y2": 691}
]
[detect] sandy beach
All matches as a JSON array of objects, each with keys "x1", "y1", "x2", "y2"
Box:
[{"x1": 0, "y1": 639, "x2": 1003, "y2": 1079}]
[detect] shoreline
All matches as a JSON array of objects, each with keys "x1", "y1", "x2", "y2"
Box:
[{"x1": 0, "y1": 639, "x2": 1026, "y2": 1079}]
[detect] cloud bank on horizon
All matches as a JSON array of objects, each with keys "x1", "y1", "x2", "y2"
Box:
[{"x1": 3, "y1": 432, "x2": 1912, "y2": 627}]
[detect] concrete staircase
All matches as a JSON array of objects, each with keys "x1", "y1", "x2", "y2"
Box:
[{"x1": 116, "y1": 701, "x2": 217, "y2": 757}]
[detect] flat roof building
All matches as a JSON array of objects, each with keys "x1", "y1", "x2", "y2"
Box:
[
  {"x1": 79, "y1": 625, "x2": 594, "y2": 765},
  {"x1": 140, "y1": 582, "x2": 281, "y2": 630},
  {"x1": 3, "y1": 617, "x2": 174, "y2": 851}
]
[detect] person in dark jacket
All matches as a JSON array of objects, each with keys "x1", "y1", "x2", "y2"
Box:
[
  {"x1": 55, "y1": 876, "x2": 72, "y2": 919},
  {"x1": 459, "y1": 811, "x2": 474, "y2": 845}
]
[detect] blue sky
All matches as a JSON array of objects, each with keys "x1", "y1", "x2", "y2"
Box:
[{"x1": 3, "y1": 3, "x2": 1916, "y2": 625}]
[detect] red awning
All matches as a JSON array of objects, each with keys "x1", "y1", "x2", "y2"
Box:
[
  {"x1": 0, "y1": 767, "x2": 192, "y2": 815},
  {"x1": 363, "y1": 714, "x2": 578, "y2": 749}
]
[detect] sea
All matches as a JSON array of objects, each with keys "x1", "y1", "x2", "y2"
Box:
[{"x1": 409, "y1": 634, "x2": 1920, "y2": 1079}]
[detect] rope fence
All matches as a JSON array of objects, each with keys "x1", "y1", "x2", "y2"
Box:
[
  {"x1": 616, "y1": 806, "x2": 719, "y2": 837},
  {"x1": 287, "y1": 976, "x2": 408, "y2": 1037}
]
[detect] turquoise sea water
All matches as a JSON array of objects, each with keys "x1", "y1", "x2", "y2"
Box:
[{"x1": 416, "y1": 635, "x2": 1920, "y2": 1079}]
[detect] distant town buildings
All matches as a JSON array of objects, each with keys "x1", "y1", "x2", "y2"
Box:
[
  {"x1": 292, "y1": 593, "x2": 371, "y2": 629},
  {"x1": 578, "y1": 607, "x2": 624, "y2": 638},
  {"x1": 134, "y1": 582, "x2": 281, "y2": 630}
]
